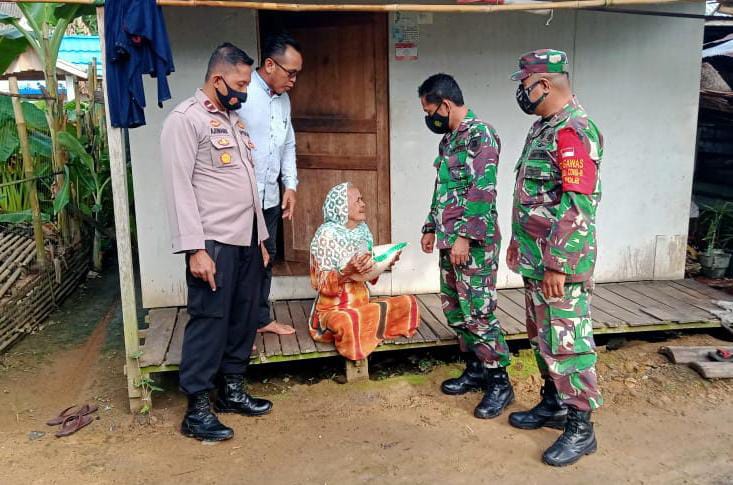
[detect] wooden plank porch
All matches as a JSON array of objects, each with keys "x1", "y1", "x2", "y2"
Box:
[{"x1": 137, "y1": 279, "x2": 732, "y2": 374}]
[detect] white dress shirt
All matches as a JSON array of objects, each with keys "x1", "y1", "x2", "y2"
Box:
[{"x1": 236, "y1": 71, "x2": 298, "y2": 210}]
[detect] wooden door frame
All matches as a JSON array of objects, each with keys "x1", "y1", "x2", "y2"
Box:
[
  {"x1": 372, "y1": 13, "x2": 392, "y2": 246},
  {"x1": 257, "y1": 12, "x2": 392, "y2": 268}
]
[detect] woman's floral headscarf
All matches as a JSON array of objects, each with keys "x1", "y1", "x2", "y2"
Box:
[{"x1": 310, "y1": 182, "x2": 373, "y2": 273}]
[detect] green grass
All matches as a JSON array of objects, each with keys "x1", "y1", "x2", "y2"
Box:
[{"x1": 507, "y1": 349, "x2": 540, "y2": 380}]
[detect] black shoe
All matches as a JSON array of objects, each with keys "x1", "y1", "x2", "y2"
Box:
[
  {"x1": 542, "y1": 407, "x2": 597, "y2": 467},
  {"x1": 441, "y1": 356, "x2": 487, "y2": 395},
  {"x1": 181, "y1": 392, "x2": 234, "y2": 441},
  {"x1": 509, "y1": 379, "x2": 568, "y2": 430},
  {"x1": 474, "y1": 366, "x2": 515, "y2": 419},
  {"x1": 214, "y1": 374, "x2": 273, "y2": 416}
]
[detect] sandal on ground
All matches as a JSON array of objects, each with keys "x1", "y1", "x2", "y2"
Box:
[
  {"x1": 46, "y1": 404, "x2": 98, "y2": 426},
  {"x1": 55, "y1": 414, "x2": 94, "y2": 438}
]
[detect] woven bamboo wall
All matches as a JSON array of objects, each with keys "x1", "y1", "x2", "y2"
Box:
[{"x1": 0, "y1": 230, "x2": 90, "y2": 352}]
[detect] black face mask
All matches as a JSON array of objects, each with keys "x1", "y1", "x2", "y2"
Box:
[
  {"x1": 215, "y1": 78, "x2": 248, "y2": 111},
  {"x1": 424, "y1": 103, "x2": 451, "y2": 134},
  {"x1": 515, "y1": 81, "x2": 547, "y2": 115}
]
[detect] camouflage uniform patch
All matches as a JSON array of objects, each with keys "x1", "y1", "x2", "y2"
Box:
[
  {"x1": 511, "y1": 98, "x2": 603, "y2": 282},
  {"x1": 422, "y1": 109, "x2": 502, "y2": 249},
  {"x1": 524, "y1": 278, "x2": 602, "y2": 411},
  {"x1": 511, "y1": 97, "x2": 604, "y2": 411},
  {"x1": 424, "y1": 109, "x2": 508, "y2": 368},
  {"x1": 440, "y1": 244, "x2": 510, "y2": 368}
]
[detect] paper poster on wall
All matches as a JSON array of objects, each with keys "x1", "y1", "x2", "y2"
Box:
[
  {"x1": 395, "y1": 42, "x2": 418, "y2": 61},
  {"x1": 392, "y1": 12, "x2": 419, "y2": 61}
]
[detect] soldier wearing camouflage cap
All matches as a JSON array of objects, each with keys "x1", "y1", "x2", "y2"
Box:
[
  {"x1": 418, "y1": 74, "x2": 514, "y2": 420},
  {"x1": 507, "y1": 49, "x2": 604, "y2": 466}
]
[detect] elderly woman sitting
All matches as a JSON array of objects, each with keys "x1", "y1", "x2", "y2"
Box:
[{"x1": 309, "y1": 182, "x2": 420, "y2": 360}]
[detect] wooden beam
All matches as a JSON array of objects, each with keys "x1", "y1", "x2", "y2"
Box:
[
  {"x1": 0, "y1": 91, "x2": 56, "y2": 100},
  {"x1": 97, "y1": 6, "x2": 143, "y2": 413},
  {"x1": 7, "y1": 0, "x2": 696, "y2": 13}
]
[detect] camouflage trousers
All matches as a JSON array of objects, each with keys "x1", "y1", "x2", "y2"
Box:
[
  {"x1": 523, "y1": 277, "x2": 603, "y2": 411},
  {"x1": 439, "y1": 245, "x2": 510, "y2": 368}
]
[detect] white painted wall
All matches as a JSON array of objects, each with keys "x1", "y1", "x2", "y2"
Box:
[
  {"x1": 128, "y1": 5, "x2": 703, "y2": 308},
  {"x1": 128, "y1": 8, "x2": 259, "y2": 308},
  {"x1": 388, "y1": 5, "x2": 703, "y2": 294}
]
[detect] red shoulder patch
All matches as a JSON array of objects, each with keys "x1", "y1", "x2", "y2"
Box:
[{"x1": 557, "y1": 128, "x2": 596, "y2": 195}]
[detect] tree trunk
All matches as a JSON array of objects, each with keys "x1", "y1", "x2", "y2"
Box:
[
  {"x1": 42, "y1": 23, "x2": 70, "y2": 247},
  {"x1": 9, "y1": 77, "x2": 46, "y2": 270}
]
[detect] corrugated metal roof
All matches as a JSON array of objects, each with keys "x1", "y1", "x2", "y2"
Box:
[
  {"x1": 58, "y1": 35, "x2": 103, "y2": 77},
  {"x1": 0, "y1": 2, "x2": 22, "y2": 34}
]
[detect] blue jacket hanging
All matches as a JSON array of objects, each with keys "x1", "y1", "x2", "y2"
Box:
[{"x1": 105, "y1": 0, "x2": 175, "y2": 128}]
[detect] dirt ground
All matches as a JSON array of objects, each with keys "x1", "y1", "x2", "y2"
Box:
[{"x1": 1, "y1": 272, "x2": 733, "y2": 485}]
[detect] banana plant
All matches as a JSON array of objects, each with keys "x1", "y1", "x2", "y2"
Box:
[
  {"x1": 0, "y1": 95, "x2": 52, "y2": 218},
  {"x1": 0, "y1": 4, "x2": 95, "y2": 244},
  {"x1": 58, "y1": 131, "x2": 109, "y2": 270}
]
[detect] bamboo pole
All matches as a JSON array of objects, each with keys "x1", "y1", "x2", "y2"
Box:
[
  {"x1": 8, "y1": 77, "x2": 46, "y2": 271},
  {"x1": 6, "y1": 0, "x2": 699, "y2": 13},
  {"x1": 87, "y1": 57, "x2": 103, "y2": 272},
  {"x1": 73, "y1": 78, "x2": 82, "y2": 139},
  {"x1": 0, "y1": 92, "x2": 56, "y2": 100},
  {"x1": 96, "y1": 6, "x2": 143, "y2": 413}
]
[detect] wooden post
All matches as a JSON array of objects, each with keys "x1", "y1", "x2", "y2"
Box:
[
  {"x1": 64, "y1": 74, "x2": 75, "y2": 103},
  {"x1": 73, "y1": 78, "x2": 82, "y2": 139},
  {"x1": 345, "y1": 358, "x2": 369, "y2": 382},
  {"x1": 97, "y1": 6, "x2": 143, "y2": 413},
  {"x1": 9, "y1": 77, "x2": 46, "y2": 270}
]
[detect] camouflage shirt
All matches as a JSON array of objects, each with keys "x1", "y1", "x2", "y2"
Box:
[
  {"x1": 511, "y1": 98, "x2": 603, "y2": 282},
  {"x1": 423, "y1": 110, "x2": 501, "y2": 250}
]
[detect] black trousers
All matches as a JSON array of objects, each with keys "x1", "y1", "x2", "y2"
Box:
[
  {"x1": 179, "y1": 236, "x2": 263, "y2": 395},
  {"x1": 257, "y1": 205, "x2": 280, "y2": 328}
]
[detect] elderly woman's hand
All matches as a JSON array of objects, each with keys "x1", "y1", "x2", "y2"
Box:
[
  {"x1": 387, "y1": 251, "x2": 402, "y2": 271},
  {"x1": 342, "y1": 253, "x2": 374, "y2": 279}
]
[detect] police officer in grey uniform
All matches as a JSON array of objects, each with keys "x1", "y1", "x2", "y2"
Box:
[{"x1": 160, "y1": 43, "x2": 272, "y2": 442}]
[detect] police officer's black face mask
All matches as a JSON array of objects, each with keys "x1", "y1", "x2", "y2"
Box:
[
  {"x1": 425, "y1": 102, "x2": 451, "y2": 134},
  {"x1": 516, "y1": 80, "x2": 547, "y2": 115},
  {"x1": 215, "y1": 78, "x2": 248, "y2": 111}
]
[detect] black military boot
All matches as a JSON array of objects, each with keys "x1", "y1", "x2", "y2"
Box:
[
  {"x1": 181, "y1": 392, "x2": 234, "y2": 441},
  {"x1": 542, "y1": 407, "x2": 597, "y2": 467},
  {"x1": 474, "y1": 366, "x2": 515, "y2": 419},
  {"x1": 509, "y1": 379, "x2": 567, "y2": 430},
  {"x1": 214, "y1": 374, "x2": 273, "y2": 416},
  {"x1": 441, "y1": 355, "x2": 487, "y2": 395}
]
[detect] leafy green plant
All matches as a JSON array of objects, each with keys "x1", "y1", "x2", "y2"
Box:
[
  {"x1": 0, "y1": 96, "x2": 54, "y2": 218},
  {"x1": 1, "y1": 4, "x2": 95, "y2": 244},
  {"x1": 700, "y1": 201, "x2": 733, "y2": 254},
  {"x1": 59, "y1": 131, "x2": 110, "y2": 269},
  {"x1": 128, "y1": 349, "x2": 163, "y2": 416}
]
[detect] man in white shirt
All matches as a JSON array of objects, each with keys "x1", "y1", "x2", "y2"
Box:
[{"x1": 237, "y1": 32, "x2": 303, "y2": 336}]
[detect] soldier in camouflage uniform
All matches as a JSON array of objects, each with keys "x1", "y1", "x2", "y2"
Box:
[
  {"x1": 418, "y1": 74, "x2": 514, "y2": 420},
  {"x1": 506, "y1": 49, "x2": 603, "y2": 467}
]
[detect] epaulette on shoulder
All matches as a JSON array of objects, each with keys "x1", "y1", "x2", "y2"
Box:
[{"x1": 172, "y1": 97, "x2": 197, "y2": 114}]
